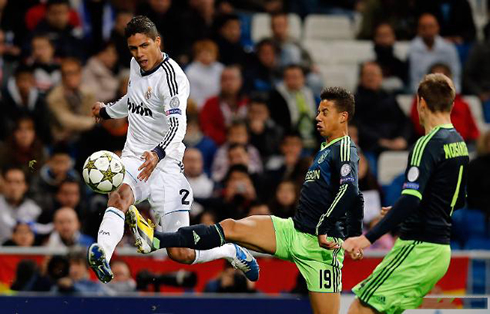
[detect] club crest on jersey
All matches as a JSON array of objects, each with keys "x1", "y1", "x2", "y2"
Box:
[
  {"x1": 318, "y1": 150, "x2": 330, "y2": 164},
  {"x1": 145, "y1": 87, "x2": 152, "y2": 100},
  {"x1": 170, "y1": 96, "x2": 180, "y2": 108}
]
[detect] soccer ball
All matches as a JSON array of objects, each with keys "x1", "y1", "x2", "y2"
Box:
[{"x1": 82, "y1": 150, "x2": 125, "y2": 194}]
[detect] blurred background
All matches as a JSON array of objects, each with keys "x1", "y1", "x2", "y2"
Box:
[{"x1": 0, "y1": 0, "x2": 489, "y2": 313}]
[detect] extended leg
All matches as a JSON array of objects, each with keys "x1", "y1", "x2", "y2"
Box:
[
  {"x1": 152, "y1": 215, "x2": 277, "y2": 255},
  {"x1": 348, "y1": 298, "x2": 378, "y2": 314},
  {"x1": 88, "y1": 183, "x2": 134, "y2": 283},
  {"x1": 309, "y1": 292, "x2": 340, "y2": 314}
]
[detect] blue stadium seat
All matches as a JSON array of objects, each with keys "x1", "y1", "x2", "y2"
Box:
[{"x1": 381, "y1": 173, "x2": 405, "y2": 207}]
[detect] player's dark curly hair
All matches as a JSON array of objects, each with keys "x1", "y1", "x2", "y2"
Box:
[
  {"x1": 125, "y1": 15, "x2": 160, "y2": 40},
  {"x1": 320, "y1": 87, "x2": 355, "y2": 121}
]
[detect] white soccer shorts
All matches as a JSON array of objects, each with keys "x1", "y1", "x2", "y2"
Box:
[{"x1": 121, "y1": 155, "x2": 193, "y2": 232}]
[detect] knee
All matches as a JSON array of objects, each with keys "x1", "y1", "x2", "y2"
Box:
[
  {"x1": 167, "y1": 248, "x2": 195, "y2": 264},
  {"x1": 220, "y1": 219, "x2": 242, "y2": 242},
  {"x1": 108, "y1": 186, "x2": 132, "y2": 213}
]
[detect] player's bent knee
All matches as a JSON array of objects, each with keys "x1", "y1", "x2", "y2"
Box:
[
  {"x1": 108, "y1": 185, "x2": 133, "y2": 212},
  {"x1": 219, "y1": 219, "x2": 239, "y2": 241},
  {"x1": 167, "y1": 247, "x2": 195, "y2": 264}
]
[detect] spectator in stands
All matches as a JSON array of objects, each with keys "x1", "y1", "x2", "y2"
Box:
[
  {"x1": 82, "y1": 41, "x2": 119, "y2": 103},
  {"x1": 270, "y1": 12, "x2": 311, "y2": 72},
  {"x1": 200, "y1": 66, "x2": 248, "y2": 145},
  {"x1": 411, "y1": 63, "x2": 479, "y2": 143},
  {"x1": 247, "y1": 97, "x2": 283, "y2": 161},
  {"x1": 183, "y1": 0, "x2": 218, "y2": 48},
  {"x1": 269, "y1": 12, "x2": 323, "y2": 95},
  {"x1": 185, "y1": 40, "x2": 224, "y2": 109},
  {"x1": 349, "y1": 124, "x2": 383, "y2": 197},
  {"x1": 30, "y1": 145, "x2": 81, "y2": 211},
  {"x1": 197, "y1": 210, "x2": 217, "y2": 226},
  {"x1": 2, "y1": 222, "x2": 35, "y2": 247},
  {"x1": 0, "y1": 166, "x2": 41, "y2": 244},
  {"x1": 0, "y1": 116, "x2": 48, "y2": 174},
  {"x1": 408, "y1": 13, "x2": 461, "y2": 92},
  {"x1": 32, "y1": 0, "x2": 85, "y2": 60},
  {"x1": 204, "y1": 262, "x2": 256, "y2": 293},
  {"x1": 244, "y1": 39, "x2": 281, "y2": 93},
  {"x1": 184, "y1": 148, "x2": 214, "y2": 217},
  {"x1": 184, "y1": 113, "x2": 217, "y2": 175},
  {"x1": 357, "y1": 0, "x2": 418, "y2": 40},
  {"x1": 364, "y1": 215, "x2": 395, "y2": 250},
  {"x1": 354, "y1": 61, "x2": 411, "y2": 154},
  {"x1": 265, "y1": 132, "x2": 312, "y2": 188},
  {"x1": 108, "y1": 260, "x2": 136, "y2": 293},
  {"x1": 212, "y1": 122, "x2": 263, "y2": 182},
  {"x1": 45, "y1": 207, "x2": 94, "y2": 248},
  {"x1": 47, "y1": 57, "x2": 96, "y2": 144},
  {"x1": 213, "y1": 14, "x2": 248, "y2": 66},
  {"x1": 269, "y1": 180, "x2": 298, "y2": 218},
  {"x1": 247, "y1": 202, "x2": 271, "y2": 216},
  {"x1": 464, "y1": 37, "x2": 490, "y2": 120},
  {"x1": 136, "y1": 0, "x2": 187, "y2": 63},
  {"x1": 110, "y1": 10, "x2": 133, "y2": 69},
  {"x1": 28, "y1": 34, "x2": 61, "y2": 93},
  {"x1": 55, "y1": 252, "x2": 109, "y2": 294},
  {"x1": 467, "y1": 130, "x2": 490, "y2": 216},
  {"x1": 0, "y1": 29, "x2": 16, "y2": 89},
  {"x1": 2, "y1": 64, "x2": 52, "y2": 143},
  {"x1": 269, "y1": 65, "x2": 317, "y2": 150},
  {"x1": 373, "y1": 23, "x2": 407, "y2": 92},
  {"x1": 213, "y1": 164, "x2": 258, "y2": 220},
  {"x1": 416, "y1": 0, "x2": 476, "y2": 44}
]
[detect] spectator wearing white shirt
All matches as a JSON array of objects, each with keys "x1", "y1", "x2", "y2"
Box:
[
  {"x1": 0, "y1": 166, "x2": 41, "y2": 244},
  {"x1": 184, "y1": 148, "x2": 214, "y2": 217},
  {"x1": 185, "y1": 40, "x2": 224, "y2": 109},
  {"x1": 408, "y1": 13, "x2": 461, "y2": 93}
]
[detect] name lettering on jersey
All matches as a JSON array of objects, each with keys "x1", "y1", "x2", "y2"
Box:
[
  {"x1": 127, "y1": 99, "x2": 153, "y2": 117},
  {"x1": 305, "y1": 169, "x2": 321, "y2": 182},
  {"x1": 443, "y1": 142, "x2": 468, "y2": 159}
]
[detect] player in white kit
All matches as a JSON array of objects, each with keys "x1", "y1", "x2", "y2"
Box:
[{"x1": 88, "y1": 16, "x2": 259, "y2": 283}]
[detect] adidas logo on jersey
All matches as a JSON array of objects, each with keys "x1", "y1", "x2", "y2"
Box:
[{"x1": 127, "y1": 99, "x2": 153, "y2": 117}]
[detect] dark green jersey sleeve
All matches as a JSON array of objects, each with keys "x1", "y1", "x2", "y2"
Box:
[
  {"x1": 316, "y1": 137, "x2": 360, "y2": 235},
  {"x1": 400, "y1": 136, "x2": 439, "y2": 200}
]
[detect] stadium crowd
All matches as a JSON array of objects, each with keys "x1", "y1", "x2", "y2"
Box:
[{"x1": 1, "y1": 0, "x2": 490, "y2": 294}]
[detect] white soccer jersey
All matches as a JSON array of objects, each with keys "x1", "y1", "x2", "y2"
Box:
[{"x1": 104, "y1": 53, "x2": 189, "y2": 166}]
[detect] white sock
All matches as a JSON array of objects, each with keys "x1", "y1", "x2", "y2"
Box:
[
  {"x1": 97, "y1": 207, "x2": 125, "y2": 261},
  {"x1": 192, "y1": 243, "x2": 237, "y2": 264}
]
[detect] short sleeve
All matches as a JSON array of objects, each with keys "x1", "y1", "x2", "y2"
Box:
[{"x1": 401, "y1": 138, "x2": 438, "y2": 200}]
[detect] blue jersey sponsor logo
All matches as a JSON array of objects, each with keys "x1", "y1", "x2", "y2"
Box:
[
  {"x1": 403, "y1": 182, "x2": 420, "y2": 190},
  {"x1": 165, "y1": 108, "x2": 182, "y2": 116},
  {"x1": 340, "y1": 176, "x2": 355, "y2": 184}
]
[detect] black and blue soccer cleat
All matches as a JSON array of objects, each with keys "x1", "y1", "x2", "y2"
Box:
[{"x1": 87, "y1": 243, "x2": 114, "y2": 283}]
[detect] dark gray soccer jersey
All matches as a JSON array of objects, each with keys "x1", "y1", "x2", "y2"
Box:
[
  {"x1": 397, "y1": 124, "x2": 468, "y2": 244},
  {"x1": 293, "y1": 135, "x2": 363, "y2": 238}
]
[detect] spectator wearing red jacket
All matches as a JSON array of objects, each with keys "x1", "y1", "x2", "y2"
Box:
[
  {"x1": 411, "y1": 63, "x2": 479, "y2": 142},
  {"x1": 200, "y1": 65, "x2": 248, "y2": 145}
]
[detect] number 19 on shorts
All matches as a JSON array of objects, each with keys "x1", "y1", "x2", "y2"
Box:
[{"x1": 319, "y1": 269, "x2": 331, "y2": 289}]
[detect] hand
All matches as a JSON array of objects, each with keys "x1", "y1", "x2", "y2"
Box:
[
  {"x1": 342, "y1": 235, "x2": 371, "y2": 257},
  {"x1": 92, "y1": 102, "x2": 105, "y2": 123},
  {"x1": 381, "y1": 206, "x2": 392, "y2": 217},
  {"x1": 138, "y1": 151, "x2": 159, "y2": 182},
  {"x1": 318, "y1": 234, "x2": 340, "y2": 250}
]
